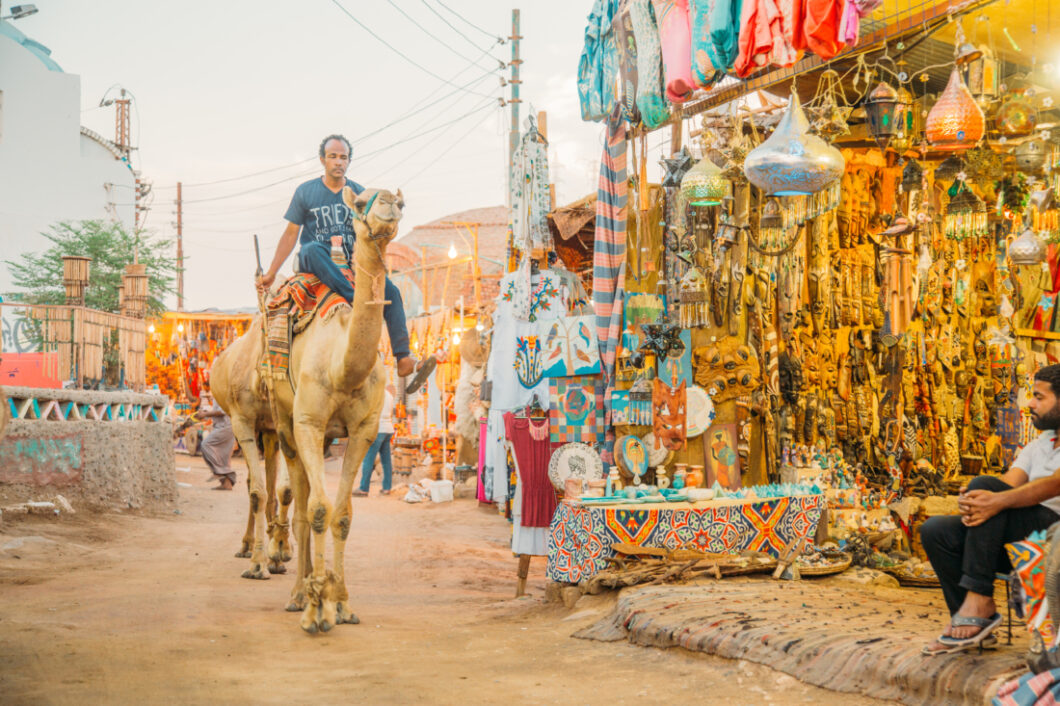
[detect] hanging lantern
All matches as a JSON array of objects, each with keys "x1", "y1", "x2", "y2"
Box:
[
  {"x1": 926, "y1": 68, "x2": 985, "y2": 151},
  {"x1": 1014, "y1": 138, "x2": 1048, "y2": 173},
  {"x1": 863, "y1": 82, "x2": 904, "y2": 150},
  {"x1": 744, "y1": 88, "x2": 845, "y2": 196},
  {"x1": 996, "y1": 92, "x2": 1037, "y2": 137},
  {"x1": 890, "y1": 87, "x2": 919, "y2": 153},
  {"x1": 934, "y1": 154, "x2": 965, "y2": 182},
  {"x1": 944, "y1": 181, "x2": 988, "y2": 240},
  {"x1": 681, "y1": 154, "x2": 730, "y2": 206},
  {"x1": 1009, "y1": 225, "x2": 1047, "y2": 265},
  {"x1": 901, "y1": 159, "x2": 924, "y2": 192},
  {"x1": 966, "y1": 44, "x2": 999, "y2": 107}
]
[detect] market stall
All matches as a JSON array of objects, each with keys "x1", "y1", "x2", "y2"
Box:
[{"x1": 477, "y1": 0, "x2": 1060, "y2": 590}]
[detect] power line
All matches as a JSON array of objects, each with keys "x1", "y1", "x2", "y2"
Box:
[
  {"x1": 329, "y1": 0, "x2": 495, "y2": 98},
  {"x1": 420, "y1": 0, "x2": 492, "y2": 53},
  {"x1": 170, "y1": 157, "x2": 318, "y2": 189},
  {"x1": 388, "y1": 107, "x2": 501, "y2": 187},
  {"x1": 384, "y1": 0, "x2": 493, "y2": 69},
  {"x1": 434, "y1": 0, "x2": 504, "y2": 43}
]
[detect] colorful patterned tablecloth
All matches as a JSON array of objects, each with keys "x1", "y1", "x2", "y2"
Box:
[{"x1": 547, "y1": 495, "x2": 824, "y2": 584}]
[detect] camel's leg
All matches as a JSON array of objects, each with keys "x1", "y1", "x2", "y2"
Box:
[
  {"x1": 329, "y1": 422, "x2": 375, "y2": 626},
  {"x1": 231, "y1": 419, "x2": 270, "y2": 580},
  {"x1": 285, "y1": 450, "x2": 312, "y2": 613},
  {"x1": 292, "y1": 413, "x2": 336, "y2": 634},
  {"x1": 236, "y1": 474, "x2": 254, "y2": 558},
  {"x1": 264, "y1": 433, "x2": 292, "y2": 572}
]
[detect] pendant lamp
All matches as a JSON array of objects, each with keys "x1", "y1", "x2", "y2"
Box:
[
  {"x1": 681, "y1": 154, "x2": 730, "y2": 206},
  {"x1": 863, "y1": 82, "x2": 904, "y2": 150},
  {"x1": 1009, "y1": 226, "x2": 1046, "y2": 265},
  {"x1": 926, "y1": 68, "x2": 985, "y2": 151},
  {"x1": 1014, "y1": 138, "x2": 1048, "y2": 173},
  {"x1": 744, "y1": 88, "x2": 845, "y2": 196},
  {"x1": 944, "y1": 181, "x2": 987, "y2": 240}
]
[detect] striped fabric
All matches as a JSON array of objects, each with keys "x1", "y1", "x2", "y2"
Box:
[
  {"x1": 263, "y1": 270, "x2": 354, "y2": 381},
  {"x1": 593, "y1": 107, "x2": 628, "y2": 386}
]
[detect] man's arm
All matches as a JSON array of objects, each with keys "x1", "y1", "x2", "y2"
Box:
[
  {"x1": 960, "y1": 467, "x2": 1060, "y2": 526},
  {"x1": 257, "y1": 221, "x2": 300, "y2": 289}
]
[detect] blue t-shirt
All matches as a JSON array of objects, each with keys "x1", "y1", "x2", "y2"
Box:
[{"x1": 284, "y1": 177, "x2": 365, "y2": 256}]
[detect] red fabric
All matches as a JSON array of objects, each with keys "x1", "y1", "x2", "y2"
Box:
[
  {"x1": 503, "y1": 411, "x2": 558, "y2": 528},
  {"x1": 778, "y1": 0, "x2": 805, "y2": 50},
  {"x1": 802, "y1": 0, "x2": 844, "y2": 60},
  {"x1": 734, "y1": 0, "x2": 798, "y2": 77},
  {"x1": 266, "y1": 269, "x2": 355, "y2": 324}
]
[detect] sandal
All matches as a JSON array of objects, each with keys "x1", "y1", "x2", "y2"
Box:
[
  {"x1": 922, "y1": 633, "x2": 999, "y2": 656},
  {"x1": 405, "y1": 355, "x2": 437, "y2": 395},
  {"x1": 936, "y1": 612, "x2": 1003, "y2": 648}
]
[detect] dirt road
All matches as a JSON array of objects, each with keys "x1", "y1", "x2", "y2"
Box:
[{"x1": 0, "y1": 456, "x2": 890, "y2": 705}]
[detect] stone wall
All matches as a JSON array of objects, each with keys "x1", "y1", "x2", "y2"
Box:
[{"x1": 0, "y1": 386, "x2": 176, "y2": 511}]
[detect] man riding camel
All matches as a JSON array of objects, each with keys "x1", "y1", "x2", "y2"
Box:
[{"x1": 257, "y1": 134, "x2": 433, "y2": 390}]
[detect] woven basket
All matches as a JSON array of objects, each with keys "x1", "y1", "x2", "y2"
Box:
[
  {"x1": 885, "y1": 569, "x2": 940, "y2": 587},
  {"x1": 798, "y1": 553, "x2": 852, "y2": 577}
]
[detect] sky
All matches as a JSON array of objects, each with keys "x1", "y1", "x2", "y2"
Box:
[{"x1": 12, "y1": 0, "x2": 674, "y2": 311}]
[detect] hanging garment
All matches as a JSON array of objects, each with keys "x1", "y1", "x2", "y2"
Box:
[
  {"x1": 734, "y1": 0, "x2": 798, "y2": 77},
  {"x1": 688, "y1": 0, "x2": 719, "y2": 86},
  {"x1": 653, "y1": 0, "x2": 695, "y2": 102},
  {"x1": 628, "y1": 0, "x2": 672, "y2": 128},
  {"x1": 578, "y1": 0, "x2": 621, "y2": 122},
  {"x1": 543, "y1": 316, "x2": 602, "y2": 377},
  {"x1": 838, "y1": 0, "x2": 858, "y2": 47},
  {"x1": 504, "y1": 412, "x2": 558, "y2": 528},
  {"x1": 709, "y1": 0, "x2": 743, "y2": 72},
  {"x1": 510, "y1": 114, "x2": 553, "y2": 253},
  {"x1": 777, "y1": 0, "x2": 806, "y2": 52},
  {"x1": 477, "y1": 417, "x2": 489, "y2": 503},
  {"x1": 593, "y1": 107, "x2": 628, "y2": 386},
  {"x1": 613, "y1": 2, "x2": 642, "y2": 124},
  {"x1": 550, "y1": 375, "x2": 606, "y2": 445},
  {"x1": 802, "y1": 0, "x2": 845, "y2": 60}
]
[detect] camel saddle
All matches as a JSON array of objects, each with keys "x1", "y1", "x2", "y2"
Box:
[{"x1": 263, "y1": 268, "x2": 355, "y2": 384}]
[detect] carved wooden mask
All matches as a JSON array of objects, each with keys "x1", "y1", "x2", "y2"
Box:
[{"x1": 652, "y1": 379, "x2": 687, "y2": 451}]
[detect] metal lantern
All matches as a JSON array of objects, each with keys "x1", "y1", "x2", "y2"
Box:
[
  {"x1": 864, "y1": 82, "x2": 904, "y2": 150},
  {"x1": 681, "y1": 154, "x2": 730, "y2": 206},
  {"x1": 934, "y1": 154, "x2": 965, "y2": 182},
  {"x1": 901, "y1": 159, "x2": 924, "y2": 192},
  {"x1": 890, "y1": 87, "x2": 919, "y2": 153},
  {"x1": 1009, "y1": 225, "x2": 1047, "y2": 265},
  {"x1": 965, "y1": 44, "x2": 999, "y2": 107},
  {"x1": 1015, "y1": 138, "x2": 1048, "y2": 173},
  {"x1": 997, "y1": 93, "x2": 1037, "y2": 137},
  {"x1": 744, "y1": 88, "x2": 845, "y2": 196},
  {"x1": 944, "y1": 181, "x2": 988, "y2": 240},
  {"x1": 926, "y1": 67, "x2": 985, "y2": 151}
]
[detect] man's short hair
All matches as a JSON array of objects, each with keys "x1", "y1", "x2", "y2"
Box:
[
  {"x1": 319, "y1": 134, "x2": 352, "y2": 158},
  {"x1": 1034, "y1": 364, "x2": 1060, "y2": 397}
]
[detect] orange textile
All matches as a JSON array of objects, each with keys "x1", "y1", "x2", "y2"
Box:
[
  {"x1": 802, "y1": 0, "x2": 844, "y2": 60},
  {"x1": 734, "y1": 0, "x2": 797, "y2": 76}
]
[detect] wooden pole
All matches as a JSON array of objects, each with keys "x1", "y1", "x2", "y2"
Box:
[
  {"x1": 421, "y1": 246, "x2": 429, "y2": 314},
  {"x1": 176, "y1": 181, "x2": 184, "y2": 311}
]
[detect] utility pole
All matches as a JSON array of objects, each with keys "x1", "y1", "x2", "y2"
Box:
[
  {"x1": 175, "y1": 181, "x2": 184, "y2": 311},
  {"x1": 114, "y1": 90, "x2": 131, "y2": 159},
  {"x1": 507, "y1": 9, "x2": 522, "y2": 198}
]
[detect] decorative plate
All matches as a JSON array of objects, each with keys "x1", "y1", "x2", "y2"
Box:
[
  {"x1": 641, "y1": 432, "x2": 672, "y2": 467},
  {"x1": 685, "y1": 386, "x2": 715, "y2": 438},
  {"x1": 548, "y1": 442, "x2": 603, "y2": 491},
  {"x1": 615, "y1": 434, "x2": 649, "y2": 478}
]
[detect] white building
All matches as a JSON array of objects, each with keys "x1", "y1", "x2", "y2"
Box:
[{"x1": 0, "y1": 18, "x2": 136, "y2": 295}]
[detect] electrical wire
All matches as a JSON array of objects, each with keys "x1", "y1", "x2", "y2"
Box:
[
  {"x1": 434, "y1": 0, "x2": 504, "y2": 43},
  {"x1": 329, "y1": 0, "x2": 495, "y2": 98},
  {"x1": 384, "y1": 0, "x2": 495, "y2": 69}
]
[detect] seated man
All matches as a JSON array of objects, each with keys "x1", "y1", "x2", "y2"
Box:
[
  {"x1": 257, "y1": 133, "x2": 422, "y2": 380},
  {"x1": 920, "y1": 363, "x2": 1060, "y2": 655}
]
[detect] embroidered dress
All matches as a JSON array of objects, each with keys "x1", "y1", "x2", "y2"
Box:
[
  {"x1": 628, "y1": 0, "x2": 671, "y2": 128},
  {"x1": 504, "y1": 412, "x2": 558, "y2": 529},
  {"x1": 510, "y1": 114, "x2": 553, "y2": 253},
  {"x1": 653, "y1": 0, "x2": 695, "y2": 102}
]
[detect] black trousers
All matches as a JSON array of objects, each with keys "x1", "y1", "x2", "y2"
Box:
[{"x1": 919, "y1": 475, "x2": 1060, "y2": 615}]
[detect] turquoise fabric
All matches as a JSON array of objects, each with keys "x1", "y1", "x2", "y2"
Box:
[
  {"x1": 708, "y1": 0, "x2": 742, "y2": 71},
  {"x1": 628, "y1": 0, "x2": 671, "y2": 128},
  {"x1": 577, "y1": 0, "x2": 621, "y2": 122}
]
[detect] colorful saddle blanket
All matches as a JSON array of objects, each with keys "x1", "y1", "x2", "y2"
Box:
[{"x1": 264, "y1": 268, "x2": 354, "y2": 382}]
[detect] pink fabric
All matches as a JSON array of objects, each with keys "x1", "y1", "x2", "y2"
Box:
[
  {"x1": 503, "y1": 411, "x2": 558, "y2": 528},
  {"x1": 655, "y1": 0, "x2": 695, "y2": 103},
  {"x1": 839, "y1": 0, "x2": 858, "y2": 46},
  {"x1": 477, "y1": 417, "x2": 488, "y2": 503},
  {"x1": 734, "y1": 0, "x2": 798, "y2": 77}
]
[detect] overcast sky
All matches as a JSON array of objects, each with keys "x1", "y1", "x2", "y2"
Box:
[{"x1": 14, "y1": 0, "x2": 681, "y2": 311}]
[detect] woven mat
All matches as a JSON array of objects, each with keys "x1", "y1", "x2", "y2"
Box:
[{"x1": 263, "y1": 269, "x2": 354, "y2": 382}]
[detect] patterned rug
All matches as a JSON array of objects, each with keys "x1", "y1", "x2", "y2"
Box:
[{"x1": 263, "y1": 269, "x2": 353, "y2": 383}]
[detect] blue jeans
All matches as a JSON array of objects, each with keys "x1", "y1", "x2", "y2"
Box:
[
  {"x1": 296, "y1": 241, "x2": 410, "y2": 360},
  {"x1": 359, "y1": 432, "x2": 393, "y2": 492}
]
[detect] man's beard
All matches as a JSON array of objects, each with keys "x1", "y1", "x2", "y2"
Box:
[{"x1": 1032, "y1": 404, "x2": 1060, "y2": 430}]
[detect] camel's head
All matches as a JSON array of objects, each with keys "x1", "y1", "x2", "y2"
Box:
[{"x1": 343, "y1": 187, "x2": 404, "y2": 243}]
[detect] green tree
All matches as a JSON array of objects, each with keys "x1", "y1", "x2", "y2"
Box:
[{"x1": 3, "y1": 219, "x2": 176, "y2": 313}]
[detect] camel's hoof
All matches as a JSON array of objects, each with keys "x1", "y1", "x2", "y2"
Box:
[
  {"x1": 301, "y1": 620, "x2": 318, "y2": 635},
  {"x1": 336, "y1": 602, "x2": 360, "y2": 625},
  {"x1": 268, "y1": 562, "x2": 287, "y2": 575},
  {"x1": 285, "y1": 594, "x2": 305, "y2": 612},
  {"x1": 234, "y1": 548, "x2": 252, "y2": 559},
  {"x1": 319, "y1": 620, "x2": 333, "y2": 633},
  {"x1": 281, "y1": 550, "x2": 293, "y2": 563},
  {"x1": 241, "y1": 564, "x2": 270, "y2": 580},
  {"x1": 300, "y1": 603, "x2": 322, "y2": 634}
]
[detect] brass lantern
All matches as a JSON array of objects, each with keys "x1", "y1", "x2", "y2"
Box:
[
  {"x1": 864, "y1": 82, "x2": 904, "y2": 150},
  {"x1": 1014, "y1": 138, "x2": 1048, "y2": 173},
  {"x1": 944, "y1": 181, "x2": 988, "y2": 240},
  {"x1": 1009, "y1": 225, "x2": 1047, "y2": 265},
  {"x1": 926, "y1": 68, "x2": 985, "y2": 151},
  {"x1": 965, "y1": 44, "x2": 999, "y2": 107},
  {"x1": 681, "y1": 154, "x2": 730, "y2": 207}
]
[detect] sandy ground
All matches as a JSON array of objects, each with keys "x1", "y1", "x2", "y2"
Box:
[{"x1": 0, "y1": 455, "x2": 892, "y2": 705}]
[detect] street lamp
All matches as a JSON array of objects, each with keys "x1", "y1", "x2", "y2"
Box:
[
  {"x1": 1, "y1": 4, "x2": 38, "y2": 20},
  {"x1": 447, "y1": 242, "x2": 457, "y2": 259}
]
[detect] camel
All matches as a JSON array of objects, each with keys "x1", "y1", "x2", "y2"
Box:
[
  {"x1": 211, "y1": 322, "x2": 293, "y2": 579},
  {"x1": 271, "y1": 186, "x2": 403, "y2": 633}
]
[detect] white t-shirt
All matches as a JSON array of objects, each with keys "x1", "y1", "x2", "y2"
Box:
[
  {"x1": 1012, "y1": 430, "x2": 1060, "y2": 516},
  {"x1": 378, "y1": 390, "x2": 394, "y2": 435}
]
